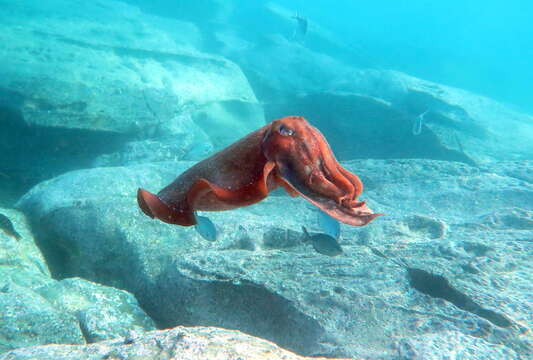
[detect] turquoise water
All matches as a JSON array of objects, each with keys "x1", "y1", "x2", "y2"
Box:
[
  {"x1": 0, "y1": 1, "x2": 532, "y2": 359},
  {"x1": 129, "y1": 0, "x2": 533, "y2": 113}
]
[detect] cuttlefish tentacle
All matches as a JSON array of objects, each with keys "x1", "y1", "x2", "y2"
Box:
[
  {"x1": 261, "y1": 116, "x2": 383, "y2": 226},
  {"x1": 307, "y1": 167, "x2": 345, "y2": 204},
  {"x1": 291, "y1": 124, "x2": 357, "y2": 206},
  {"x1": 313, "y1": 128, "x2": 360, "y2": 203}
]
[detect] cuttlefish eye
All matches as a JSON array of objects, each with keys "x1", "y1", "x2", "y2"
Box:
[{"x1": 279, "y1": 125, "x2": 294, "y2": 136}]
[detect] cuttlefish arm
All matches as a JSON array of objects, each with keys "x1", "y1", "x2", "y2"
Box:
[
  {"x1": 261, "y1": 116, "x2": 384, "y2": 226},
  {"x1": 137, "y1": 116, "x2": 382, "y2": 227}
]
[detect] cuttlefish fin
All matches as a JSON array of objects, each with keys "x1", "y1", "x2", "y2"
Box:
[
  {"x1": 137, "y1": 188, "x2": 196, "y2": 226},
  {"x1": 187, "y1": 161, "x2": 277, "y2": 208}
]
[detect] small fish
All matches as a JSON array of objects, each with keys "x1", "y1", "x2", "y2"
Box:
[
  {"x1": 291, "y1": 12, "x2": 308, "y2": 40},
  {"x1": 293, "y1": 14, "x2": 308, "y2": 34},
  {"x1": 368, "y1": 246, "x2": 388, "y2": 260},
  {"x1": 366, "y1": 244, "x2": 407, "y2": 267},
  {"x1": 0, "y1": 214, "x2": 21, "y2": 241},
  {"x1": 194, "y1": 214, "x2": 218, "y2": 241},
  {"x1": 317, "y1": 209, "x2": 341, "y2": 239},
  {"x1": 412, "y1": 109, "x2": 430, "y2": 135},
  {"x1": 301, "y1": 226, "x2": 343, "y2": 256}
]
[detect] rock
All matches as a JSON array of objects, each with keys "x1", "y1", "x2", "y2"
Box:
[
  {"x1": 0, "y1": 208, "x2": 155, "y2": 353},
  {"x1": 15, "y1": 159, "x2": 533, "y2": 358},
  {"x1": 0, "y1": 282, "x2": 84, "y2": 354},
  {"x1": 398, "y1": 330, "x2": 519, "y2": 359},
  {"x1": 35, "y1": 278, "x2": 156, "y2": 343},
  {"x1": 267, "y1": 92, "x2": 473, "y2": 163},
  {"x1": 0, "y1": 209, "x2": 83, "y2": 355},
  {"x1": 93, "y1": 113, "x2": 214, "y2": 166},
  {"x1": 0, "y1": 208, "x2": 51, "y2": 289},
  {"x1": 129, "y1": 0, "x2": 234, "y2": 25},
  {"x1": 0, "y1": 0, "x2": 257, "y2": 134},
  {"x1": 0, "y1": 326, "x2": 350, "y2": 360},
  {"x1": 0, "y1": 0, "x2": 263, "y2": 202},
  {"x1": 266, "y1": 71, "x2": 533, "y2": 164}
]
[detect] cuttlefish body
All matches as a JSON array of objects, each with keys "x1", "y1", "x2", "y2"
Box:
[{"x1": 137, "y1": 116, "x2": 382, "y2": 227}]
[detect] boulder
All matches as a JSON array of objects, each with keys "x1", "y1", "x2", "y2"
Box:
[
  {"x1": 0, "y1": 0, "x2": 263, "y2": 203},
  {"x1": 0, "y1": 282, "x2": 84, "y2": 354},
  {"x1": 35, "y1": 278, "x2": 156, "y2": 343},
  {"x1": 16, "y1": 159, "x2": 532, "y2": 358},
  {"x1": 0, "y1": 208, "x2": 51, "y2": 289},
  {"x1": 265, "y1": 70, "x2": 533, "y2": 164},
  {"x1": 0, "y1": 0, "x2": 259, "y2": 135},
  {"x1": 0, "y1": 209, "x2": 82, "y2": 353},
  {"x1": 0, "y1": 208, "x2": 155, "y2": 353},
  {"x1": 93, "y1": 113, "x2": 214, "y2": 167}
]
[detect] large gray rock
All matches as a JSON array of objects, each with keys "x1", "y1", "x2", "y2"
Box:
[
  {"x1": 35, "y1": 278, "x2": 156, "y2": 343},
  {"x1": 16, "y1": 159, "x2": 532, "y2": 358},
  {"x1": 267, "y1": 92, "x2": 472, "y2": 163},
  {"x1": 0, "y1": 208, "x2": 51, "y2": 289},
  {"x1": 0, "y1": 0, "x2": 260, "y2": 138},
  {"x1": 0, "y1": 282, "x2": 85, "y2": 354},
  {"x1": 0, "y1": 0, "x2": 263, "y2": 204},
  {"x1": 0, "y1": 209, "x2": 83, "y2": 353},
  {"x1": 0, "y1": 326, "x2": 348, "y2": 360},
  {"x1": 266, "y1": 71, "x2": 533, "y2": 164},
  {"x1": 93, "y1": 113, "x2": 214, "y2": 167},
  {"x1": 0, "y1": 208, "x2": 155, "y2": 354},
  {"x1": 209, "y1": 5, "x2": 533, "y2": 164}
]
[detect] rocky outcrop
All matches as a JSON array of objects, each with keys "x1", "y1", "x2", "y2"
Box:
[
  {"x1": 16, "y1": 160, "x2": 533, "y2": 358},
  {"x1": 265, "y1": 71, "x2": 533, "y2": 164},
  {"x1": 0, "y1": 0, "x2": 261, "y2": 137},
  {"x1": 35, "y1": 278, "x2": 156, "y2": 343},
  {"x1": 0, "y1": 208, "x2": 155, "y2": 354},
  {"x1": 0, "y1": 326, "x2": 350, "y2": 360},
  {"x1": 0, "y1": 0, "x2": 263, "y2": 204}
]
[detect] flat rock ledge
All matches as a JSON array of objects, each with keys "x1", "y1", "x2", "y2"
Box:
[{"x1": 0, "y1": 326, "x2": 351, "y2": 360}]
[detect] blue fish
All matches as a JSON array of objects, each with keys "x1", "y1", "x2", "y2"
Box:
[
  {"x1": 317, "y1": 209, "x2": 341, "y2": 240},
  {"x1": 412, "y1": 109, "x2": 430, "y2": 135},
  {"x1": 301, "y1": 226, "x2": 343, "y2": 256},
  {"x1": 194, "y1": 214, "x2": 218, "y2": 241}
]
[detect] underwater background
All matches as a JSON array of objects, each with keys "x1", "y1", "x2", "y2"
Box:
[{"x1": 0, "y1": 0, "x2": 532, "y2": 359}]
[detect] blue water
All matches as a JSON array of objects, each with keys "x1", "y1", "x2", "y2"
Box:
[
  {"x1": 0, "y1": 1, "x2": 532, "y2": 359},
  {"x1": 128, "y1": 0, "x2": 533, "y2": 113}
]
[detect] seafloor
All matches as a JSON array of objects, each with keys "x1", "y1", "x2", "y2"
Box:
[{"x1": 0, "y1": 1, "x2": 531, "y2": 359}]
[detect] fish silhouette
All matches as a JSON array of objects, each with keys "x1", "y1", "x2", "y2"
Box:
[
  {"x1": 292, "y1": 13, "x2": 308, "y2": 36},
  {"x1": 194, "y1": 214, "x2": 218, "y2": 241},
  {"x1": 302, "y1": 226, "x2": 343, "y2": 256},
  {"x1": 0, "y1": 214, "x2": 21, "y2": 240},
  {"x1": 412, "y1": 109, "x2": 430, "y2": 135}
]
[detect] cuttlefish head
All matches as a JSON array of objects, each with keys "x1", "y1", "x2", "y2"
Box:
[{"x1": 262, "y1": 116, "x2": 383, "y2": 226}]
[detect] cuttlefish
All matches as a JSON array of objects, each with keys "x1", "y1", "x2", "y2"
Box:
[{"x1": 137, "y1": 116, "x2": 382, "y2": 227}]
